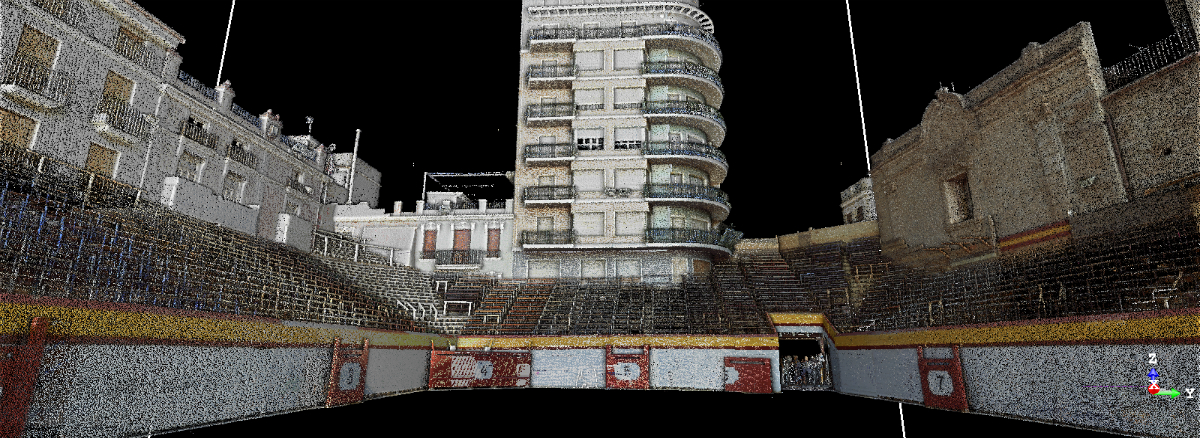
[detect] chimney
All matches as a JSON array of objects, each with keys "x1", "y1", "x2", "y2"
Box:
[
  {"x1": 162, "y1": 48, "x2": 183, "y2": 81},
  {"x1": 215, "y1": 80, "x2": 235, "y2": 113}
]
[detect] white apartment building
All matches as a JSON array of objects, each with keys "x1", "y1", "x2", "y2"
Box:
[
  {"x1": 334, "y1": 173, "x2": 515, "y2": 278},
  {"x1": 516, "y1": 0, "x2": 736, "y2": 283},
  {"x1": 0, "y1": 0, "x2": 365, "y2": 251}
]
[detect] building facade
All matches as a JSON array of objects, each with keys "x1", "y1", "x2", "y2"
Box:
[
  {"x1": 0, "y1": 0, "x2": 361, "y2": 251},
  {"x1": 839, "y1": 177, "x2": 876, "y2": 225},
  {"x1": 328, "y1": 152, "x2": 382, "y2": 208},
  {"x1": 516, "y1": 0, "x2": 735, "y2": 283}
]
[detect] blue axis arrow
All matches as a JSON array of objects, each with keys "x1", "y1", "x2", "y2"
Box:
[{"x1": 1148, "y1": 368, "x2": 1159, "y2": 380}]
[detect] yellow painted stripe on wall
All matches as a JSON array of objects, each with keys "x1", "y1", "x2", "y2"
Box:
[
  {"x1": 832, "y1": 314, "x2": 1200, "y2": 348},
  {"x1": 0, "y1": 302, "x2": 452, "y2": 348},
  {"x1": 999, "y1": 224, "x2": 1071, "y2": 247},
  {"x1": 768, "y1": 313, "x2": 826, "y2": 325},
  {"x1": 456, "y1": 335, "x2": 779, "y2": 349}
]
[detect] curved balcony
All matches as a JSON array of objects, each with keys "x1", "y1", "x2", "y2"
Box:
[
  {"x1": 524, "y1": 143, "x2": 576, "y2": 166},
  {"x1": 529, "y1": 23, "x2": 721, "y2": 70},
  {"x1": 434, "y1": 250, "x2": 485, "y2": 269},
  {"x1": 643, "y1": 100, "x2": 725, "y2": 147},
  {"x1": 527, "y1": 65, "x2": 576, "y2": 89},
  {"x1": 523, "y1": 186, "x2": 575, "y2": 205},
  {"x1": 642, "y1": 141, "x2": 728, "y2": 185},
  {"x1": 643, "y1": 183, "x2": 730, "y2": 221},
  {"x1": 523, "y1": 230, "x2": 575, "y2": 246},
  {"x1": 644, "y1": 228, "x2": 734, "y2": 254},
  {"x1": 525, "y1": 102, "x2": 575, "y2": 127},
  {"x1": 641, "y1": 61, "x2": 723, "y2": 108}
]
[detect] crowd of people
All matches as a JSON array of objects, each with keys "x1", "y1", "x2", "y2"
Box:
[{"x1": 781, "y1": 354, "x2": 827, "y2": 388}]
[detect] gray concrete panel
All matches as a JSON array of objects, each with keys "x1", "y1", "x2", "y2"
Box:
[{"x1": 364, "y1": 349, "x2": 429, "y2": 396}]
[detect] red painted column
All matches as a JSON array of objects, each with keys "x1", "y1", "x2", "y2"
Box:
[
  {"x1": 918, "y1": 345, "x2": 970, "y2": 412},
  {"x1": 325, "y1": 338, "x2": 369, "y2": 408},
  {"x1": 0, "y1": 317, "x2": 50, "y2": 438}
]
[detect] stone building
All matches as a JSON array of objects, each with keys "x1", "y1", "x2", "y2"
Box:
[
  {"x1": 334, "y1": 173, "x2": 515, "y2": 279},
  {"x1": 515, "y1": 0, "x2": 737, "y2": 283},
  {"x1": 869, "y1": 0, "x2": 1200, "y2": 271},
  {"x1": 0, "y1": 0, "x2": 364, "y2": 251},
  {"x1": 839, "y1": 177, "x2": 876, "y2": 225}
]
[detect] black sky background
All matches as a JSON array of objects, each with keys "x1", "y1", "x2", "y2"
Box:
[
  {"x1": 141, "y1": 2, "x2": 1166, "y2": 435},
  {"x1": 131, "y1": 1, "x2": 1174, "y2": 240}
]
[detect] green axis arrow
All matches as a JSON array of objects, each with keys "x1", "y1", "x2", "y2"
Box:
[{"x1": 1157, "y1": 388, "x2": 1181, "y2": 399}]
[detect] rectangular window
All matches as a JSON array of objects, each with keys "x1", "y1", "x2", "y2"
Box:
[
  {"x1": 529, "y1": 260, "x2": 558, "y2": 278},
  {"x1": 668, "y1": 132, "x2": 682, "y2": 143},
  {"x1": 576, "y1": 51, "x2": 603, "y2": 71},
  {"x1": 539, "y1": 175, "x2": 556, "y2": 186},
  {"x1": 101, "y1": 71, "x2": 133, "y2": 107},
  {"x1": 614, "y1": 49, "x2": 643, "y2": 70},
  {"x1": 574, "y1": 89, "x2": 603, "y2": 111},
  {"x1": 691, "y1": 218, "x2": 708, "y2": 230},
  {"x1": 670, "y1": 173, "x2": 683, "y2": 185},
  {"x1": 614, "y1": 88, "x2": 644, "y2": 109},
  {"x1": 617, "y1": 260, "x2": 640, "y2": 278},
  {"x1": 582, "y1": 260, "x2": 606, "y2": 278},
  {"x1": 616, "y1": 212, "x2": 646, "y2": 235},
  {"x1": 176, "y1": 151, "x2": 202, "y2": 183},
  {"x1": 222, "y1": 171, "x2": 246, "y2": 203},
  {"x1": 0, "y1": 107, "x2": 35, "y2": 149},
  {"x1": 422, "y1": 229, "x2": 437, "y2": 258},
  {"x1": 539, "y1": 135, "x2": 557, "y2": 144},
  {"x1": 86, "y1": 143, "x2": 118, "y2": 177},
  {"x1": 537, "y1": 217, "x2": 554, "y2": 231},
  {"x1": 944, "y1": 173, "x2": 974, "y2": 224},
  {"x1": 575, "y1": 128, "x2": 604, "y2": 150},
  {"x1": 667, "y1": 93, "x2": 682, "y2": 101},
  {"x1": 453, "y1": 229, "x2": 470, "y2": 251},
  {"x1": 575, "y1": 212, "x2": 604, "y2": 236},
  {"x1": 114, "y1": 27, "x2": 145, "y2": 61},
  {"x1": 672, "y1": 217, "x2": 685, "y2": 228},
  {"x1": 487, "y1": 228, "x2": 501, "y2": 258},
  {"x1": 856, "y1": 206, "x2": 865, "y2": 222},
  {"x1": 574, "y1": 169, "x2": 603, "y2": 191},
  {"x1": 615, "y1": 169, "x2": 645, "y2": 189},
  {"x1": 14, "y1": 25, "x2": 58, "y2": 90},
  {"x1": 614, "y1": 127, "x2": 644, "y2": 149},
  {"x1": 687, "y1": 174, "x2": 704, "y2": 186}
]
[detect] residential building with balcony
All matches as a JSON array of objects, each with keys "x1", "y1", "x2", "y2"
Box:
[
  {"x1": 516, "y1": 0, "x2": 736, "y2": 283},
  {"x1": 333, "y1": 173, "x2": 515, "y2": 279},
  {"x1": 0, "y1": 0, "x2": 366, "y2": 251},
  {"x1": 840, "y1": 177, "x2": 876, "y2": 225}
]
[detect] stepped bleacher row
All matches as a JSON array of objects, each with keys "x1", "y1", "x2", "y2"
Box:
[{"x1": 0, "y1": 142, "x2": 424, "y2": 332}]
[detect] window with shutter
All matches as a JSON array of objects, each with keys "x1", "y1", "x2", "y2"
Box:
[
  {"x1": 688, "y1": 175, "x2": 704, "y2": 186},
  {"x1": 574, "y1": 170, "x2": 603, "y2": 191},
  {"x1": 0, "y1": 108, "x2": 35, "y2": 149},
  {"x1": 537, "y1": 217, "x2": 554, "y2": 231},
  {"x1": 614, "y1": 88, "x2": 644, "y2": 109},
  {"x1": 616, "y1": 212, "x2": 646, "y2": 235},
  {"x1": 487, "y1": 228, "x2": 501, "y2": 257},
  {"x1": 575, "y1": 128, "x2": 604, "y2": 150},
  {"x1": 614, "y1": 127, "x2": 644, "y2": 149},
  {"x1": 575, "y1": 212, "x2": 604, "y2": 236},
  {"x1": 615, "y1": 50, "x2": 643, "y2": 70},
  {"x1": 453, "y1": 229, "x2": 470, "y2": 251},
  {"x1": 582, "y1": 260, "x2": 606, "y2": 278},
  {"x1": 574, "y1": 89, "x2": 603, "y2": 110},
  {"x1": 14, "y1": 26, "x2": 58, "y2": 90},
  {"x1": 670, "y1": 173, "x2": 683, "y2": 185},
  {"x1": 540, "y1": 136, "x2": 556, "y2": 144},
  {"x1": 177, "y1": 151, "x2": 202, "y2": 182},
  {"x1": 576, "y1": 51, "x2": 603, "y2": 71},
  {"x1": 422, "y1": 229, "x2": 437, "y2": 258},
  {"x1": 539, "y1": 175, "x2": 555, "y2": 186},
  {"x1": 672, "y1": 217, "x2": 685, "y2": 228},
  {"x1": 617, "y1": 260, "x2": 640, "y2": 278},
  {"x1": 86, "y1": 144, "x2": 118, "y2": 177},
  {"x1": 691, "y1": 218, "x2": 708, "y2": 230},
  {"x1": 668, "y1": 132, "x2": 681, "y2": 143},
  {"x1": 614, "y1": 169, "x2": 645, "y2": 189},
  {"x1": 102, "y1": 71, "x2": 134, "y2": 108},
  {"x1": 223, "y1": 171, "x2": 246, "y2": 203}
]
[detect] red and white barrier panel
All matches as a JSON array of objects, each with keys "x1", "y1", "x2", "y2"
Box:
[
  {"x1": 326, "y1": 338, "x2": 370, "y2": 407},
  {"x1": 606, "y1": 345, "x2": 650, "y2": 389},
  {"x1": 724, "y1": 357, "x2": 772, "y2": 394},
  {"x1": 429, "y1": 350, "x2": 531, "y2": 389}
]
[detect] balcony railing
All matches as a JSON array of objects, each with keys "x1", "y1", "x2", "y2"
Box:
[
  {"x1": 643, "y1": 100, "x2": 725, "y2": 132},
  {"x1": 178, "y1": 70, "x2": 217, "y2": 101},
  {"x1": 527, "y1": 64, "x2": 577, "y2": 79},
  {"x1": 575, "y1": 103, "x2": 604, "y2": 111},
  {"x1": 1102, "y1": 25, "x2": 1200, "y2": 91},
  {"x1": 643, "y1": 141, "x2": 726, "y2": 165},
  {"x1": 32, "y1": 0, "x2": 86, "y2": 29},
  {"x1": 96, "y1": 100, "x2": 151, "y2": 138},
  {"x1": 425, "y1": 199, "x2": 478, "y2": 211},
  {"x1": 523, "y1": 186, "x2": 575, "y2": 201},
  {"x1": 529, "y1": 23, "x2": 721, "y2": 59},
  {"x1": 180, "y1": 122, "x2": 220, "y2": 150},
  {"x1": 280, "y1": 136, "x2": 317, "y2": 163},
  {"x1": 109, "y1": 30, "x2": 160, "y2": 73},
  {"x1": 523, "y1": 230, "x2": 575, "y2": 245},
  {"x1": 227, "y1": 143, "x2": 258, "y2": 170},
  {"x1": 231, "y1": 103, "x2": 262, "y2": 129},
  {"x1": 614, "y1": 102, "x2": 644, "y2": 110},
  {"x1": 641, "y1": 61, "x2": 724, "y2": 95},
  {"x1": 646, "y1": 228, "x2": 740, "y2": 251},
  {"x1": 643, "y1": 183, "x2": 729, "y2": 207},
  {"x1": 487, "y1": 199, "x2": 508, "y2": 209},
  {"x1": 434, "y1": 250, "x2": 485, "y2": 266},
  {"x1": 2, "y1": 56, "x2": 73, "y2": 103},
  {"x1": 524, "y1": 143, "x2": 576, "y2": 159},
  {"x1": 526, "y1": 103, "x2": 576, "y2": 119}
]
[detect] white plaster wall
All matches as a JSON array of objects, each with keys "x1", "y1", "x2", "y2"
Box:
[
  {"x1": 160, "y1": 176, "x2": 258, "y2": 236},
  {"x1": 531, "y1": 349, "x2": 606, "y2": 388},
  {"x1": 364, "y1": 349, "x2": 430, "y2": 396},
  {"x1": 649, "y1": 348, "x2": 780, "y2": 392},
  {"x1": 25, "y1": 345, "x2": 330, "y2": 438},
  {"x1": 832, "y1": 348, "x2": 921, "y2": 402}
]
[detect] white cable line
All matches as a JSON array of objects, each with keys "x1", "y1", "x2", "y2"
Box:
[
  {"x1": 846, "y1": 0, "x2": 870, "y2": 172},
  {"x1": 217, "y1": 0, "x2": 236, "y2": 85},
  {"x1": 899, "y1": 402, "x2": 907, "y2": 437}
]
